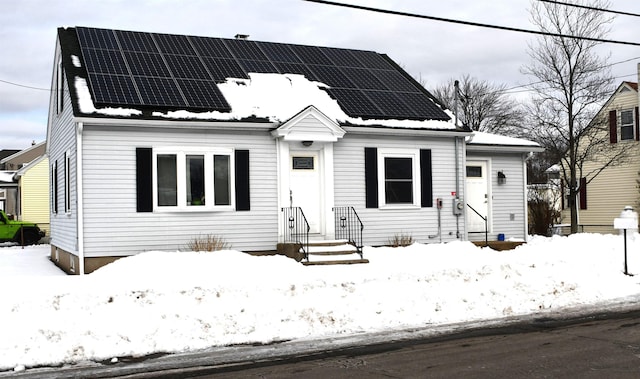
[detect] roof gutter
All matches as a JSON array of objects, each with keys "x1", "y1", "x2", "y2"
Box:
[
  {"x1": 74, "y1": 117, "x2": 278, "y2": 132},
  {"x1": 341, "y1": 125, "x2": 472, "y2": 138}
]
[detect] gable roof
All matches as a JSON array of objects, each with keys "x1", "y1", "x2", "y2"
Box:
[{"x1": 58, "y1": 27, "x2": 457, "y2": 130}]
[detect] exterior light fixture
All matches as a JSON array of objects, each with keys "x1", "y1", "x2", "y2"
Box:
[
  {"x1": 498, "y1": 171, "x2": 506, "y2": 185},
  {"x1": 302, "y1": 141, "x2": 313, "y2": 147}
]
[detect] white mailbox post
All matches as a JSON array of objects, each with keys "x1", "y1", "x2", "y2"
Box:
[{"x1": 613, "y1": 206, "x2": 638, "y2": 276}]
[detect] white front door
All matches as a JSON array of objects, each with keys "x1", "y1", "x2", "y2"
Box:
[
  {"x1": 466, "y1": 161, "x2": 490, "y2": 233},
  {"x1": 289, "y1": 151, "x2": 322, "y2": 234}
]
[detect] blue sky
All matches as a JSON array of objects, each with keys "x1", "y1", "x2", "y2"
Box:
[{"x1": 1, "y1": 0, "x2": 638, "y2": 149}]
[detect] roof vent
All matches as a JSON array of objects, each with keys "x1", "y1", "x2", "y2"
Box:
[{"x1": 234, "y1": 34, "x2": 249, "y2": 40}]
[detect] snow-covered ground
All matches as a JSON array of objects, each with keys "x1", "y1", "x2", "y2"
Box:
[{"x1": 1, "y1": 233, "x2": 640, "y2": 372}]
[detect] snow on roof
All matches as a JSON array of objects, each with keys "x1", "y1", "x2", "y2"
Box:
[
  {"x1": 467, "y1": 131, "x2": 541, "y2": 148},
  {"x1": 74, "y1": 72, "x2": 457, "y2": 130}
]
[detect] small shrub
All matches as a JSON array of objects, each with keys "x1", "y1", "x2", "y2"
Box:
[
  {"x1": 187, "y1": 234, "x2": 231, "y2": 252},
  {"x1": 388, "y1": 233, "x2": 413, "y2": 247}
]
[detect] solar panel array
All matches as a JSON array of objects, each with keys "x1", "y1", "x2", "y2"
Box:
[{"x1": 76, "y1": 27, "x2": 449, "y2": 120}]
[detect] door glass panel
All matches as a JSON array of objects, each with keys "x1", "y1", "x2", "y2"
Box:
[{"x1": 466, "y1": 166, "x2": 482, "y2": 177}]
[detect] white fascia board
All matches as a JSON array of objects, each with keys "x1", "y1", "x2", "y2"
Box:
[
  {"x1": 466, "y1": 144, "x2": 545, "y2": 153},
  {"x1": 74, "y1": 117, "x2": 278, "y2": 132},
  {"x1": 341, "y1": 125, "x2": 472, "y2": 138}
]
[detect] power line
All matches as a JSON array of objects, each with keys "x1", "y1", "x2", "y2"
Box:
[
  {"x1": 538, "y1": 0, "x2": 640, "y2": 18},
  {"x1": 304, "y1": 0, "x2": 640, "y2": 46},
  {"x1": 0, "y1": 78, "x2": 53, "y2": 92}
]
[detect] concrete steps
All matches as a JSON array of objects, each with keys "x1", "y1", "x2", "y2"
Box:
[{"x1": 304, "y1": 240, "x2": 368, "y2": 265}]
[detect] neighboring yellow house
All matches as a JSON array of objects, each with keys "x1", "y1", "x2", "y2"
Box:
[
  {"x1": 561, "y1": 76, "x2": 639, "y2": 234},
  {"x1": 14, "y1": 155, "x2": 51, "y2": 236}
]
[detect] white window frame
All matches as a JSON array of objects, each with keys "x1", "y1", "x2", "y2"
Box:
[
  {"x1": 377, "y1": 149, "x2": 421, "y2": 209},
  {"x1": 620, "y1": 109, "x2": 634, "y2": 141},
  {"x1": 152, "y1": 147, "x2": 235, "y2": 212}
]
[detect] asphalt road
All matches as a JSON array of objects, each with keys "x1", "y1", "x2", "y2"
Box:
[
  {"x1": 5, "y1": 304, "x2": 640, "y2": 378},
  {"x1": 194, "y1": 312, "x2": 640, "y2": 378}
]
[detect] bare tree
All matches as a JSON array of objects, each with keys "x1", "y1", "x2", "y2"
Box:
[
  {"x1": 431, "y1": 75, "x2": 525, "y2": 134},
  {"x1": 522, "y1": 0, "x2": 629, "y2": 234}
]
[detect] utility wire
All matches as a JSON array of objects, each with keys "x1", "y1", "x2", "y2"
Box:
[
  {"x1": 538, "y1": 0, "x2": 640, "y2": 17},
  {"x1": 0, "y1": 78, "x2": 53, "y2": 91},
  {"x1": 304, "y1": 0, "x2": 640, "y2": 46}
]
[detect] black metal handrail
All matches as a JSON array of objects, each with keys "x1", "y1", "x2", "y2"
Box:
[
  {"x1": 281, "y1": 207, "x2": 310, "y2": 261},
  {"x1": 467, "y1": 203, "x2": 488, "y2": 246},
  {"x1": 333, "y1": 206, "x2": 364, "y2": 258}
]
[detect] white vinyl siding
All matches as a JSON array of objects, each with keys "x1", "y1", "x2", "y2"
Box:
[
  {"x1": 47, "y1": 48, "x2": 78, "y2": 255},
  {"x1": 334, "y1": 134, "x2": 464, "y2": 246},
  {"x1": 80, "y1": 126, "x2": 278, "y2": 257},
  {"x1": 466, "y1": 152, "x2": 528, "y2": 241}
]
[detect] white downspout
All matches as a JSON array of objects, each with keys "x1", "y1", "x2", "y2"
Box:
[
  {"x1": 523, "y1": 152, "x2": 534, "y2": 242},
  {"x1": 76, "y1": 122, "x2": 85, "y2": 275}
]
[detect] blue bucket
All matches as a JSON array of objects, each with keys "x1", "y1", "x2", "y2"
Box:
[{"x1": 497, "y1": 233, "x2": 505, "y2": 241}]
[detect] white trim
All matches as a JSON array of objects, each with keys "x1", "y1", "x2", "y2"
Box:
[
  {"x1": 151, "y1": 147, "x2": 235, "y2": 212},
  {"x1": 76, "y1": 122, "x2": 85, "y2": 275},
  {"x1": 377, "y1": 148, "x2": 421, "y2": 209}
]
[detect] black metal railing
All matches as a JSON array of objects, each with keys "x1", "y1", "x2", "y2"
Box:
[
  {"x1": 333, "y1": 206, "x2": 364, "y2": 258},
  {"x1": 467, "y1": 203, "x2": 488, "y2": 246},
  {"x1": 281, "y1": 207, "x2": 310, "y2": 261}
]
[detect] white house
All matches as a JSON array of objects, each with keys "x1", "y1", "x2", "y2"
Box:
[{"x1": 47, "y1": 26, "x2": 541, "y2": 274}]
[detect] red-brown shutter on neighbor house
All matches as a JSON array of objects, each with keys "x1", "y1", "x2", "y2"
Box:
[
  {"x1": 635, "y1": 107, "x2": 639, "y2": 141},
  {"x1": 579, "y1": 177, "x2": 587, "y2": 210},
  {"x1": 609, "y1": 110, "x2": 617, "y2": 143}
]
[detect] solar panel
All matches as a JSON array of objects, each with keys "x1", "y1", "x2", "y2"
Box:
[
  {"x1": 116, "y1": 30, "x2": 159, "y2": 53},
  {"x1": 364, "y1": 90, "x2": 417, "y2": 119},
  {"x1": 74, "y1": 27, "x2": 450, "y2": 121},
  {"x1": 77, "y1": 27, "x2": 119, "y2": 50},
  {"x1": 309, "y1": 65, "x2": 356, "y2": 88},
  {"x1": 273, "y1": 62, "x2": 318, "y2": 81},
  {"x1": 88, "y1": 73, "x2": 140, "y2": 105},
  {"x1": 371, "y1": 69, "x2": 421, "y2": 93},
  {"x1": 164, "y1": 55, "x2": 211, "y2": 80},
  {"x1": 238, "y1": 59, "x2": 278, "y2": 74},
  {"x1": 188, "y1": 36, "x2": 232, "y2": 58},
  {"x1": 290, "y1": 45, "x2": 332, "y2": 65},
  {"x1": 82, "y1": 48, "x2": 129, "y2": 75},
  {"x1": 258, "y1": 42, "x2": 301, "y2": 63},
  {"x1": 320, "y1": 48, "x2": 364, "y2": 68},
  {"x1": 124, "y1": 51, "x2": 171, "y2": 77},
  {"x1": 340, "y1": 67, "x2": 387, "y2": 90},
  {"x1": 223, "y1": 39, "x2": 268, "y2": 61},
  {"x1": 176, "y1": 79, "x2": 231, "y2": 110},
  {"x1": 395, "y1": 92, "x2": 449, "y2": 120},
  {"x1": 350, "y1": 50, "x2": 394, "y2": 70},
  {"x1": 202, "y1": 57, "x2": 248, "y2": 80},
  {"x1": 326, "y1": 88, "x2": 384, "y2": 118},
  {"x1": 154, "y1": 33, "x2": 196, "y2": 55},
  {"x1": 134, "y1": 76, "x2": 187, "y2": 107}
]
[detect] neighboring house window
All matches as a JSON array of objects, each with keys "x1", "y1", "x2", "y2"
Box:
[
  {"x1": 365, "y1": 148, "x2": 433, "y2": 209},
  {"x1": 52, "y1": 161, "x2": 58, "y2": 214},
  {"x1": 620, "y1": 109, "x2": 634, "y2": 141},
  {"x1": 64, "y1": 152, "x2": 71, "y2": 213}
]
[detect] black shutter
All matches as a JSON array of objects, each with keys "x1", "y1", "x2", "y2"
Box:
[
  {"x1": 136, "y1": 148, "x2": 153, "y2": 212},
  {"x1": 235, "y1": 150, "x2": 250, "y2": 211},
  {"x1": 420, "y1": 149, "x2": 433, "y2": 207},
  {"x1": 364, "y1": 147, "x2": 378, "y2": 208},
  {"x1": 609, "y1": 110, "x2": 617, "y2": 143},
  {"x1": 579, "y1": 177, "x2": 587, "y2": 210},
  {"x1": 635, "y1": 107, "x2": 639, "y2": 142}
]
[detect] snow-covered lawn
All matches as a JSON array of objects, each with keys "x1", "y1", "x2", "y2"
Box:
[{"x1": 1, "y1": 234, "x2": 640, "y2": 372}]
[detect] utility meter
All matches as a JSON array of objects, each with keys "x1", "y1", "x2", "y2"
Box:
[{"x1": 453, "y1": 198, "x2": 464, "y2": 215}]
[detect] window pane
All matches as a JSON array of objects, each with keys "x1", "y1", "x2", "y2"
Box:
[
  {"x1": 621, "y1": 125, "x2": 634, "y2": 140},
  {"x1": 384, "y1": 157, "x2": 413, "y2": 204},
  {"x1": 621, "y1": 110, "x2": 633, "y2": 125},
  {"x1": 386, "y1": 181, "x2": 413, "y2": 203},
  {"x1": 385, "y1": 157, "x2": 412, "y2": 179},
  {"x1": 214, "y1": 154, "x2": 230, "y2": 205},
  {"x1": 466, "y1": 166, "x2": 482, "y2": 177},
  {"x1": 157, "y1": 154, "x2": 177, "y2": 206},
  {"x1": 186, "y1": 155, "x2": 205, "y2": 205}
]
